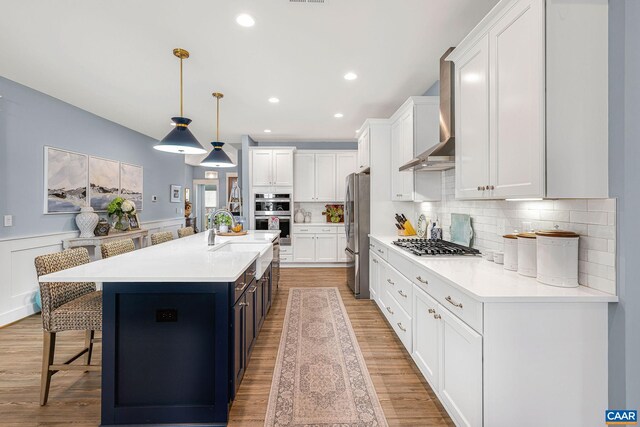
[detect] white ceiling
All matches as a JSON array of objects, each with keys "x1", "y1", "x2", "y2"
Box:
[{"x1": 0, "y1": 0, "x2": 498, "y2": 165}]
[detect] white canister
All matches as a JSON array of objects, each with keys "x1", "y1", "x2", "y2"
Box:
[
  {"x1": 517, "y1": 233, "x2": 537, "y2": 277},
  {"x1": 535, "y1": 230, "x2": 580, "y2": 287},
  {"x1": 503, "y1": 234, "x2": 519, "y2": 271},
  {"x1": 493, "y1": 251, "x2": 504, "y2": 264}
]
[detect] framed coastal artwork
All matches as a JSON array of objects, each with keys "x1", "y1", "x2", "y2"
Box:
[
  {"x1": 120, "y1": 163, "x2": 143, "y2": 211},
  {"x1": 88, "y1": 156, "x2": 120, "y2": 210},
  {"x1": 170, "y1": 185, "x2": 182, "y2": 203},
  {"x1": 44, "y1": 147, "x2": 88, "y2": 214}
]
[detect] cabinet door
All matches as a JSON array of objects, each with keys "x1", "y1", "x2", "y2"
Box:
[
  {"x1": 272, "y1": 150, "x2": 294, "y2": 186},
  {"x1": 358, "y1": 128, "x2": 370, "y2": 170},
  {"x1": 294, "y1": 153, "x2": 316, "y2": 201},
  {"x1": 489, "y1": 0, "x2": 544, "y2": 198},
  {"x1": 412, "y1": 286, "x2": 440, "y2": 389},
  {"x1": 254, "y1": 278, "x2": 265, "y2": 332},
  {"x1": 245, "y1": 285, "x2": 256, "y2": 357},
  {"x1": 315, "y1": 153, "x2": 336, "y2": 201},
  {"x1": 252, "y1": 150, "x2": 273, "y2": 186},
  {"x1": 315, "y1": 234, "x2": 338, "y2": 262},
  {"x1": 439, "y1": 307, "x2": 483, "y2": 427},
  {"x1": 335, "y1": 152, "x2": 357, "y2": 203},
  {"x1": 232, "y1": 297, "x2": 245, "y2": 397},
  {"x1": 400, "y1": 109, "x2": 415, "y2": 199},
  {"x1": 293, "y1": 235, "x2": 315, "y2": 262},
  {"x1": 376, "y1": 259, "x2": 388, "y2": 311},
  {"x1": 337, "y1": 233, "x2": 348, "y2": 262},
  {"x1": 369, "y1": 251, "x2": 380, "y2": 300},
  {"x1": 454, "y1": 34, "x2": 491, "y2": 199},
  {"x1": 390, "y1": 119, "x2": 405, "y2": 201}
]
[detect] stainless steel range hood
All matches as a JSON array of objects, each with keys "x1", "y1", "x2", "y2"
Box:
[{"x1": 400, "y1": 47, "x2": 456, "y2": 172}]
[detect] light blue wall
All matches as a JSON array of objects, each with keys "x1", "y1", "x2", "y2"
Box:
[
  {"x1": 190, "y1": 166, "x2": 238, "y2": 210},
  {"x1": 608, "y1": 0, "x2": 640, "y2": 409},
  {"x1": 0, "y1": 76, "x2": 189, "y2": 239},
  {"x1": 423, "y1": 80, "x2": 440, "y2": 96}
]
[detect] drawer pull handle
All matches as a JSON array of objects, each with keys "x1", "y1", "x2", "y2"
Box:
[
  {"x1": 387, "y1": 278, "x2": 394, "y2": 285},
  {"x1": 236, "y1": 282, "x2": 248, "y2": 292},
  {"x1": 386, "y1": 306, "x2": 394, "y2": 315},
  {"x1": 239, "y1": 302, "x2": 249, "y2": 307},
  {"x1": 416, "y1": 276, "x2": 428, "y2": 284},
  {"x1": 372, "y1": 259, "x2": 378, "y2": 264},
  {"x1": 397, "y1": 322, "x2": 406, "y2": 332},
  {"x1": 378, "y1": 249, "x2": 384, "y2": 254},
  {"x1": 445, "y1": 296, "x2": 463, "y2": 309},
  {"x1": 428, "y1": 308, "x2": 436, "y2": 314},
  {"x1": 248, "y1": 286, "x2": 257, "y2": 294},
  {"x1": 398, "y1": 290, "x2": 407, "y2": 298},
  {"x1": 433, "y1": 314, "x2": 441, "y2": 320}
]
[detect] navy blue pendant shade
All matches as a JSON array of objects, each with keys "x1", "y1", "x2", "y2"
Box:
[
  {"x1": 154, "y1": 117, "x2": 207, "y2": 154},
  {"x1": 200, "y1": 141, "x2": 235, "y2": 168}
]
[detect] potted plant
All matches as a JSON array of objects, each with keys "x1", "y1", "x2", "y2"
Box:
[
  {"x1": 107, "y1": 197, "x2": 137, "y2": 231},
  {"x1": 214, "y1": 213, "x2": 232, "y2": 233},
  {"x1": 322, "y1": 204, "x2": 344, "y2": 223}
]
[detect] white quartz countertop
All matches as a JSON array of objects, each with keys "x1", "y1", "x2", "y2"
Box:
[
  {"x1": 370, "y1": 235, "x2": 618, "y2": 303},
  {"x1": 40, "y1": 231, "x2": 279, "y2": 283}
]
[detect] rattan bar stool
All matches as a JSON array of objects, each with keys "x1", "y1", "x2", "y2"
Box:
[
  {"x1": 34, "y1": 247, "x2": 102, "y2": 406},
  {"x1": 177, "y1": 226, "x2": 195, "y2": 238},
  {"x1": 101, "y1": 238, "x2": 135, "y2": 259},
  {"x1": 150, "y1": 231, "x2": 174, "y2": 245}
]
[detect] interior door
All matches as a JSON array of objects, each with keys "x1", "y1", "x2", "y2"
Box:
[
  {"x1": 251, "y1": 150, "x2": 273, "y2": 186},
  {"x1": 272, "y1": 150, "x2": 293, "y2": 186},
  {"x1": 489, "y1": 0, "x2": 545, "y2": 198},
  {"x1": 315, "y1": 153, "x2": 337, "y2": 201},
  {"x1": 294, "y1": 153, "x2": 315, "y2": 201},
  {"x1": 454, "y1": 34, "x2": 491, "y2": 199}
]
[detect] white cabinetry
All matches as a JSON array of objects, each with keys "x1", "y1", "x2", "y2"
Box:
[
  {"x1": 251, "y1": 149, "x2": 294, "y2": 187},
  {"x1": 292, "y1": 234, "x2": 315, "y2": 262},
  {"x1": 449, "y1": 0, "x2": 608, "y2": 199},
  {"x1": 315, "y1": 234, "x2": 338, "y2": 262},
  {"x1": 292, "y1": 225, "x2": 344, "y2": 263},
  {"x1": 294, "y1": 151, "x2": 356, "y2": 202},
  {"x1": 337, "y1": 233, "x2": 348, "y2": 262},
  {"x1": 357, "y1": 127, "x2": 370, "y2": 171},
  {"x1": 412, "y1": 286, "x2": 441, "y2": 389}
]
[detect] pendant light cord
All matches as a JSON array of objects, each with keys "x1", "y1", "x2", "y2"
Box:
[
  {"x1": 216, "y1": 95, "x2": 220, "y2": 141},
  {"x1": 179, "y1": 57, "x2": 184, "y2": 117}
]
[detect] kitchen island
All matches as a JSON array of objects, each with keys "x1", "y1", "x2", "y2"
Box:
[{"x1": 40, "y1": 231, "x2": 280, "y2": 427}]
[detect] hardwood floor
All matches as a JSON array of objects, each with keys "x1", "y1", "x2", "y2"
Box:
[{"x1": 0, "y1": 268, "x2": 453, "y2": 426}]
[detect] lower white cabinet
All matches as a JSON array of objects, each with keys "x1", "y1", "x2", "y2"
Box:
[
  {"x1": 292, "y1": 235, "x2": 315, "y2": 262},
  {"x1": 292, "y1": 226, "x2": 344, "y2": 263},
  {"x1": 369, "y1": 251, "x2": 380, "y2": 301},
  {"x1": 439, "y1": 304, "x2": 483, "y2": 427},
  {"x1": 413, "y1": 286, "x2": 441, "y2": 390},
  {"x1": 315, "y1": 234, "x2": 338, "y2": 262}
]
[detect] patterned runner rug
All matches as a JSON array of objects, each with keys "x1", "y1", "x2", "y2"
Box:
[{"x1": 264, "y1": 287, "x2": 388, "y2": 426}]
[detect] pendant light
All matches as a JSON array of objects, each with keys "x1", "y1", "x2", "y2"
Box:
[
  {"x1": 154, "y1": 48, "x2": 206, "y2": 154},
  {"x1": 200, "y1": 92, "x2": 235, "y2": 168}
]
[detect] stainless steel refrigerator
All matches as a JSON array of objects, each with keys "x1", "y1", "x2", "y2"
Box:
[{"x1": 344, "y1": 173, "x2": 370, "y2": 299}]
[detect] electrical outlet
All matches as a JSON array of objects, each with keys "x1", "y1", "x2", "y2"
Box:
[
  {"x1": 151, "y1": 195, "x2": 158, "y2": 202},
  {"x1": 3, "y1": 215, "x2": 12, "y2": 227}
]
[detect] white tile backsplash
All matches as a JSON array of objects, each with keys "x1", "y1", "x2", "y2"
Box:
[{"x1": 415, "y1": 169, "x2": 617, "y2": 295}]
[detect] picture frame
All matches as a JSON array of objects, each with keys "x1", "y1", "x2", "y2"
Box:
[
  {"x1": 44, "y1": 146, "x2": 88, "y2": 214},
  {"x1": 128, "y1": 213, "x2": 141, "y2": 230},
  {"x1": 170, "y1": 185, "x2": 182, "y2": 203},
  {"x1": 120, "y1": 162, "x2": 144, "y2": 211},
  {"x1": 185, "y1": 188, "x2": 191, "y2": 202}
]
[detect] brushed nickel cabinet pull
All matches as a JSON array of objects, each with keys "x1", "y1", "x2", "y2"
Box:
[
  {"x1": 378, "y1": 249, "x2": 384, "y2": 254},
  {"x1": 398, "y1": 289, "x2": 407, "y2": 298},
  {"x1": 239, "y1": 302, "x2": 249, "y2": 307},
  {"x1": 433, "y1": 314, "x2": 441, "y2": 320},
  {"x1": 386, "y1": 306, "x2": 394, "y2": 315},
  {"x1": 416, "y1": 276, "x2": 428, "y2": 284},
  {"x1": 428, "y1": 308, "x2": 436, "y2": 314},
  {"x1": 445, "y1": 296, "x2": 463, "y2": 308},
  {"x1": 397, "y1": 322, "x2": 406, "y2": 332},
  {"x1": 387, "y1": 278, "x2": 394, "y2": 285},
  {"x1": 248, "y1": 286, "x2": 257, "y2": 294}
]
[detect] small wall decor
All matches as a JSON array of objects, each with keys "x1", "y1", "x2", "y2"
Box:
[
  {"x1": 120, "y1": 163, "x2": 143, "y2": 211},
  {"x1": 170, "y1": 185, "x2": 182, "y2": 203},
  {"x1": 44, "y1": 147, "x2": 88, "y2": 213},
  {"x1": 128, "y1": 213, "x2": 141, "y2": 230},
  {"x1": 89, "y1": 156, "x2": 119, "y2": 210}
]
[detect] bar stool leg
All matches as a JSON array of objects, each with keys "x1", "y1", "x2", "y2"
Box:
[
  {"x1": 40, "y1": 331, "x2": 56, "y2": 406},
  {"x1": 85, "y1": 330, "x2": 95, "y2": 366}
]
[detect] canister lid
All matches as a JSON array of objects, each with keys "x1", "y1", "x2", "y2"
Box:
[
  {"x1": 516, "y1": 232, "x2": 537, "y2": 239},
  {"x1": 503, "y1": 234, "x2": 518, "y2": 239},
  {"x1": 535, "y1": 230, "x2": 579, "y2": 238}
]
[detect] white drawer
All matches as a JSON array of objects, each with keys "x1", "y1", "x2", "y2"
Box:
[
  {"x1": 280, "y1": 254, "x2": 293, "y2": 263},
  {"x1": 385, "y1": 264, "x2": 413, "y2": 316},
  {"x1": 369, "y1": 239, "x2": 388, "y2": 260},
  {"x1": 388, "y1": 248, "x2": 483, "y2": 333},
  {"x1": 280, "y1": 245, "x2": 293, "y2": 254},
  {"x1": 385, "y1": 290, "x2": 412, "y2": 353},
  {"x1": 293, "y1": 225, "x2": 324, "y2": 234}
]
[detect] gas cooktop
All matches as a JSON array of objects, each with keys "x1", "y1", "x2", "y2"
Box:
[{"x1": 392, "y1": 238, "x2": 481, "y2": 257}]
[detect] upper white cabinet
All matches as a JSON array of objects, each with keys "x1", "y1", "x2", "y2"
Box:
[
  {"x1": 357, "y1": 126, "x2": 370, "y2": 171},
  {"x1": 294, "y1": 151, "x2": 357, "y2": 202},
  {"x1": 449, "y1": 0, "x2": 608, "y2": 199},
  {"x1": 389, "y1": 97, "x2": 442, "y2": 202},
  {"x1": 251, "y1": 149, "x2": 294, "y2": 187}
]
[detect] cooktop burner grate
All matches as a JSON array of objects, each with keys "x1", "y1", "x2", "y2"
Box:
[{"x1": 392, "y1": 238, "x2": 481, "y2": 256}]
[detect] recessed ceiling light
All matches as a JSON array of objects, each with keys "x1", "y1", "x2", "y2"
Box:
[
  {"x1": 264, "y1": 129, "x2": 272, "y2": 133},
  {"x1": 355, "y1": 129, "x2": 360, "y2": 133},
  {"x1": 268, "y1": 97, "x2": 280, "y2": 103},
  {"x1": 236, "y1": 14, "x2": 255, "y2": 27},
  {"x1": 344, "y1": 72, "x2": 358, "y2": 80},
  {"x1": 334, "y1": 113, "x2": 344, "y2": 118}
]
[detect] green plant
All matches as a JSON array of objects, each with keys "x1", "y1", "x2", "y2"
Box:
[
  {"x1": 107, "y1": 197, "x2": 136, "y2": 230},
  {"x1": 322, "y1": 205, "x2": 344, "y2": 223},
  {"x1": 214, "y1": 213, "x2": 232, "y2": 226}
]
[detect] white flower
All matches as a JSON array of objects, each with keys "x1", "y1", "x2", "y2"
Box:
[{"x1": 122, "y1": 199, "x2": 135, "y2": 213}]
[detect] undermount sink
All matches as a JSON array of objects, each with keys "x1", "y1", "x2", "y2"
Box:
[{"x1": 210, "y1": 242, "x2": 273, "y2": 279}]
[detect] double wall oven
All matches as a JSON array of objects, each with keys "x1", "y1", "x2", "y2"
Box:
[{"x1": 253, "y1": 193, "x2": 291, "y2": 245}]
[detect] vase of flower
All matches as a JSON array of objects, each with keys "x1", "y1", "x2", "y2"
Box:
[
  {"x1": 107, "y1": 197, "x2": 137, "y2": 232},
  {"x1": 76, "y1": 206, "x2": 99, "y2": 238}
]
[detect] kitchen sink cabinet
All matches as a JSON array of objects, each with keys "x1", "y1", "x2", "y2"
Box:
[{"x1": 449, "y1": 0, "x2": 608, "y2": 199}]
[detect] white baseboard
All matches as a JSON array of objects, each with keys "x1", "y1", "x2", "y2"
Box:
[
  {"x1": 281, "y1": 262, "x2": 348, "y2": 268},
  {"x1": 0, "y1": 217, "x2": 186, "y2": 327}
]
